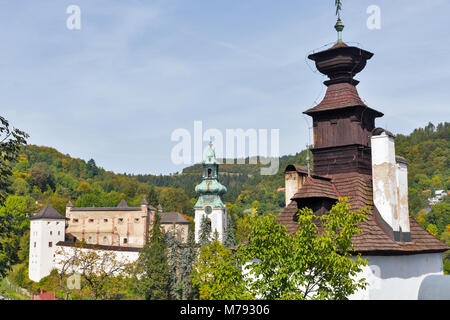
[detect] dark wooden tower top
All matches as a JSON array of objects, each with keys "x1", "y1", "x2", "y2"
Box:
[{"x1": 304, "y1": 41, "x2": 383, "y2": 176}]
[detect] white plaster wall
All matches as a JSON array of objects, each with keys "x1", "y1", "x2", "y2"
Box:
[
  {"x1": 29, "y1": 219, "x2": 66, "y2": 282},
  {"x1": 53, "y1": 245, "x2": 139, "y2": 276},
  {"x1": 285, "y1": 172, "x2": 299, "y2": 207},
  {"x1": 371, "y1": 135, "x2": 399, "y2": 232},
  {"x1": 211, "y1": 208, "x2": 226, "y2": 243},
  {"x1": 396, "y1": 162, "x2": 410, "y2": 233},
  {"x1": 349, "y1": 253, "x2": 444, "y2": 300}
]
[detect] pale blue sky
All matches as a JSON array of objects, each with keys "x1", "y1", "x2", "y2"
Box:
[{"x1": 1, "y1": 0, "x2": 449, "y2": 174}]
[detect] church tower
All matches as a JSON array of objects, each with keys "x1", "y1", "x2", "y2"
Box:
[{"x1": 194, "y1": 142, "x2": 227, "y2": 243}]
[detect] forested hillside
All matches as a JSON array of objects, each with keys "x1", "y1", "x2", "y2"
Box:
[
  {"x1": 5, "y1": 122, "x2": 448, "y2": 223},
  {"x1": 1, "y1": 120, "x2": 449, "y2": 295}
]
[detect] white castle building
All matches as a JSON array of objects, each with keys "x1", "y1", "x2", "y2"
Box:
[{"x1": 29, "y1": 205, "x2": 66, "y2": 282}]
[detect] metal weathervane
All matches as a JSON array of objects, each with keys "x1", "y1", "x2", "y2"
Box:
[
  {"x1": 334, "y1": 0, "x2": 344, "y2": 42},
  {"x1": 335, "y1": 0, "x2": 343, "y2": 18}
]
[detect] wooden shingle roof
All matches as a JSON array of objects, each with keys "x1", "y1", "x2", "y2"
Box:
[
  {"x1": 303, "y1": 83, "x2": 383, "y2": 117},
  {"x1": 278, "y1": 171, "x2": 449, "y2": 255},
  {"x1": 291, "y1": 176, "x2": 339, "y2": 201}
]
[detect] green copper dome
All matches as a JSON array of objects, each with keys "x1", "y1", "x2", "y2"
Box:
[
  {"x1": 195, "y1": 179, "x2": 227, "y2": 195},
  {"x1": 194, "y1": 141, "x2": 227, "y2": 209}
]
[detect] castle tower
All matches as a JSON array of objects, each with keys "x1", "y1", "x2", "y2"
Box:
[
  {"x1": 29, "y1": 205, "x2": 66, "y2": 282},
  {"x1": 194, "y1": 142, "x2": 227, "y2": 243}
]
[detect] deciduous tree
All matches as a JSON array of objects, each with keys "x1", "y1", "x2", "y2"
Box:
[
  {"x1": 0, "y1": 116, "x2": 28, "y2": 204},
  {"x1": 193, "y1": 198, "x2": 369, "y2": 300}
]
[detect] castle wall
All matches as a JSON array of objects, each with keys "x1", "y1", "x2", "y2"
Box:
[
  {"x1": 53, "y1": 244, "x2": 139, "y2": 277},
  {"x1": 66, "y1": 209, "x2": 149, "y2": 248}
]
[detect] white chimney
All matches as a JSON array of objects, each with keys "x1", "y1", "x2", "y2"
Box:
[
  {"x1": 396, "y1": 156, "x2": 411, "y2": 240},
  {"x1": 284, "y1": 165, "x2": 308, "y2": 206},
  {"x1": 371, "y1": 129, "x2": 410, "y2": 242}
]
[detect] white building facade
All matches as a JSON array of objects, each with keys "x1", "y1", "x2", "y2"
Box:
[{"x1": 29, "y1": 205, "x2": 66, "y2": 282}]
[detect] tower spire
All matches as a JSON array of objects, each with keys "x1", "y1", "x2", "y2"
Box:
[{"x1": 334, "y1": 1, "x2": 344, "y2": 42}]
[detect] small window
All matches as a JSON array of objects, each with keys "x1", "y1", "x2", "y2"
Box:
[
  {"x1": 88, "y1": 236, "x2": 93, "y2": 243},
  {"x1": 134, "y1": 218, "x2": 140, "y2": 223},
  {"x1": 88, "y1": 219, "x2": 94, "y2": 223},
  {"x1": 56, "y1": 222, "x2": 59, "y2": 225},
  {"x1": 123, "y1": 238, "x2": 128, "y2": 244},
  {"x1": 50, "y1": 231, "x2": 53, "y2": 235},
  {"x1": 118, "y1": 218, "x2": 124, "y2": 224},
  {"x1": 48, "y1": 242, "x2": 52, "y2": 247},
  {"x1": 34, "y1": 242, "x2": 36, "y2": 248},
  {"x1": 73, "y1": 219, "x2": 79, "y2": 223},
  {"x1": 104, "y1": 219, "x2": 108, "y2": 223},
  {"x1": 58, "y1": 231, "x2": 60, "y2": 236},
  {"x1": 103, "y1": 236, "x2": 108, "y2": 244},
  {"x1": 47, "y1": 222, "x2": 51, "y2": 225}
]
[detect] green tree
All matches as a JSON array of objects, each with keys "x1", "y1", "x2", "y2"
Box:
[
  {"x1": 192, "y1": 240, "x2": 252, "y2": 300},
  {"x1": 18, "y1": 231, "x2": 30, "y2": 264},
  {"x1": 426, "y1": 202, "x2": 450, "y2": 235},
  {"x1": 198, "y1": 215, "x2": 212, "y2": 246},
  {"x1": 147, "y1": 186, "x2": 159, "y2": 207},
  {"x1": 180, "y1": 228, "x2": 198, "y2": 300},
  {"x1": 224, "y1": 214, "x2": 237, "y2": 248},
  {"x1": 134, "y1": 212, "x2": 170, "y2": 300},
  {"x1": 0, "y1": 116, "x2": 28, "y2": 204},
  {"x1": 86, "y1": 159, "x2": 99, "y2": 178},
  {"x1": 0, "y1": 195, "x2": 29, "y2": 277},
  {"x1": 166, "y1": 230, "x2": 183, "y2": 300},
  {"x1": 426, "y1": 224, "x2": 439, "y2": 237},
  {"x1": 193, "y1": 198, "x2": 369, "y2": 300}
]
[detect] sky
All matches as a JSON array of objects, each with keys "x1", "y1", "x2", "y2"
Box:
[{"x1": 1, "y1": 0, "x2": 449, "y2": 175}]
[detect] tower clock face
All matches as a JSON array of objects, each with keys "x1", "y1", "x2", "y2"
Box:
[{"x1": 205, "y1": 206, "x2": 212, "y2": 214}]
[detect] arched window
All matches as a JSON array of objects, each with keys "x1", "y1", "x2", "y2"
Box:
[{"x1": 208, "y1": 168, "x2": 212, "y2": 178}]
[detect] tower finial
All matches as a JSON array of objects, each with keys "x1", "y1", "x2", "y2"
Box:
[{"x1": 334, "y1": 1, "x2": 344, "y2": 42}]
